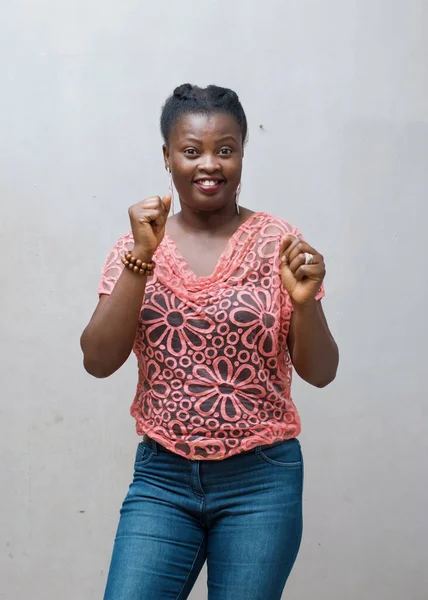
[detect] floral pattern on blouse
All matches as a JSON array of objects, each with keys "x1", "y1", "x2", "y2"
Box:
[{"x1": 98, "y1": 212, "x2": 324, "y2": 460}]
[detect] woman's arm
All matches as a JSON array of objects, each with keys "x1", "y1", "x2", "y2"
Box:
[
  {"x1": 80, "y1": 194, "x2": 171, "y2": 378},
  {"x1": 280, "y1": 234, "x2": 339, "y2": 388},
  {"x1": 80, "y1": 268, "x2": 149, "y2": 378},
  {"x1": 287, "y1": 300, "x2": 338, "y2": 388}
]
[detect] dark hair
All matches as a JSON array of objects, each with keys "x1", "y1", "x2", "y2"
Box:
[{"x1": 160, "y1": 83, "x2": 248, "y2": 145}]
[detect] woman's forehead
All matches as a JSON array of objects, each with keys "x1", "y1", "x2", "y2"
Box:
[{"x1": 170, "y1": 112, "x2": 242, "y2": 142}]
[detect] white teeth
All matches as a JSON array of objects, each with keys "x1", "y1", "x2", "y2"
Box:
[{"x1": 197, "y1": 180, "x2": 219, "y2": 186}]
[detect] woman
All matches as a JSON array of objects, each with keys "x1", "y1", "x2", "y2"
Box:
[{"x1": 81, "y1": 83, "x2": 339, "y2": 600}]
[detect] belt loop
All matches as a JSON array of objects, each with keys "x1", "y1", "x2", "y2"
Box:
[
  {"x1": 151, "y1": 438, "x2": 159, "y2": 455},
  {"x1": 254, "y1": 445, "x2": 262, "y2": 455},
  {"x1": 143, "y1": 434, "x2": 159, "y2": 455}
]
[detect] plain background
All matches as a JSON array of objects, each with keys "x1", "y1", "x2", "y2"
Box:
[{"x1": 1, "y1": 1, "x2": 427, "y2": 598}]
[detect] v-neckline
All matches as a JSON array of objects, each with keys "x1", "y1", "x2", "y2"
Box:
[{"x1": 162, "y1": 212, "x2": 266, "y2": 286}]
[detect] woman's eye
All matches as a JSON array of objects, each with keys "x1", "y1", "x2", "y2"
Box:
[
  {"x1": 184, "y1": 148, "x2": 198, "y2": 156},
  {"x1": 219, "y1": 148, "x2": 232, "y2": 155}
]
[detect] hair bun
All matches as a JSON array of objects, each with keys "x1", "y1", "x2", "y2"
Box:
[{"x1": 173, "y1": 83, "x2": 194, "y2": 100}]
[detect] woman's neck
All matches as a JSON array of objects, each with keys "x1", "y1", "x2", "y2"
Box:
[{"x1": 173, "y1": 202, "x2": 244, "y2": 236}]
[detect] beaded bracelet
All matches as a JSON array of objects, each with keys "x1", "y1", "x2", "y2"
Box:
[{"x1": 121, "y1": 252, "x2": 155, "y2": 276}]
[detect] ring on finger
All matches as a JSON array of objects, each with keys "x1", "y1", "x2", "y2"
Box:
[{"x1": 304, "y1": 252, "x2": 314, "y2": 265}]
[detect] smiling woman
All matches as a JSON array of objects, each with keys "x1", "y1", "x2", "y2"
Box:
[
  {"x1": 80, "y1": 83, "x2": 339, "y2": 600},
  {"x1": 161, "y1": 84, "x2": 246, "y2": 216},
  {"x1": 166, "y1": 111, "x2": 242, "y2": 209}
]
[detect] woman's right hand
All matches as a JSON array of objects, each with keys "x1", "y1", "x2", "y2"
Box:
[{"x1": 128, "y1": 194, "x2": 172, "y2": 260}]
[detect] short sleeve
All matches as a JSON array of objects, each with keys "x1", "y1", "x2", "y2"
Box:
[
  {"x1": 97, "y1": 232, "x2": 134, "y2": 296},
  {"x1": 316, "y1": 284, "x2": 325, "y2": 302}
]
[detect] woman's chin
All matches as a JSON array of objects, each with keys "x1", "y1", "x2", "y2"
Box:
[{"x1": 180, "y1": 191, "x2": 235, "y2": 213}]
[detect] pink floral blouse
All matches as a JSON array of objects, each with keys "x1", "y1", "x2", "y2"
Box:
[{"x1": 98, "y1": 212, "x2": 324, "y2": 460}]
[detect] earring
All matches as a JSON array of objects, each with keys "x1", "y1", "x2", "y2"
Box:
[
  {"x1": 235, "y1": 182, "x2": 241, "y2": 215},
  {"x1": 168, "y1": 168, "x2": 175, "y2": 215}
]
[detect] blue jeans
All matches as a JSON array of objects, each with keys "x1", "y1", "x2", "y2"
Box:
[{"x1": 104, "y1": 437, "x2": 303, "y2": 600}]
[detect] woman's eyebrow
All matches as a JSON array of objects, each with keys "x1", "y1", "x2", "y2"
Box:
[
  {"x1": 179, "y1": 134, "x2": 239, "y2": 144},
  {"x1": 216, "y1": 135, "x2": 239, "y2": 143},
  {"x1": 180, "y1": 136, "x2": 202, "y2": 143}
]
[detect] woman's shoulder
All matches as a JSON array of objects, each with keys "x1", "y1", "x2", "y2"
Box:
[{"x1": 251, "y1": 212, "x2": 301, "y2": 238}]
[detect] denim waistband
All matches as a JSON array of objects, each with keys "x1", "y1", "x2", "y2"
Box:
[{"x1": 142, "y1": 434, "x2": 287, "y2": 457}]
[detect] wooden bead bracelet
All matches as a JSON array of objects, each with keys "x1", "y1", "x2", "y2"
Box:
[{"x1": 121, "y1": 252, "x2": 155, "y2": 276}]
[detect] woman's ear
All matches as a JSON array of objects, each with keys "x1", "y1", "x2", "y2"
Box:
[{"x1": 162, "y1": 144, "x2": 170, "y2": 171}]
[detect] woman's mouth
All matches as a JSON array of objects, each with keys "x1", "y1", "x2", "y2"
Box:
[{"x1": 193, "y1": 179, "x2": 225, "y2": 194}]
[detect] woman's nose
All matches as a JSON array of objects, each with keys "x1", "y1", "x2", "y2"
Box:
[{"x1": 197, "y1": 154, "x2": 220, "y2": 173}]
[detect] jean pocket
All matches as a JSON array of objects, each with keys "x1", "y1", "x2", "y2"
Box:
[
  {"x1": 257, "y1": 438, "x2": 303, "y2": 468},
  {"x1": 134, "y1": 441, "x2": 155, "y2": 467}
]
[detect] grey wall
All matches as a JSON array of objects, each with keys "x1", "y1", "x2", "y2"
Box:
[{"x1": 1, "y1": 1, "x2": 427, "y2": 598}]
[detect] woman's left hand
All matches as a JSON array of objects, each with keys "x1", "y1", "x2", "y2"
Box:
[{"x1": 279, "y1": 235, "x2": 326, "y2": 306}]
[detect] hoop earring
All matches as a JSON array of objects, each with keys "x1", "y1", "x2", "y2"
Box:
[
  {"x1": 168, "y1": 168, "x2": 175, "y2": 215},
  {"x1": 235, "y1": 182, "x2": 241, "y2": 215}
]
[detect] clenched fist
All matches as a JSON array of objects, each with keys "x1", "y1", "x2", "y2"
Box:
[
  {"x1": 280, "y1": 235, "x2": 326, "y2": 306},
  {"x1": 128, "y1": 195, "x2": 172, "y2": 260}
]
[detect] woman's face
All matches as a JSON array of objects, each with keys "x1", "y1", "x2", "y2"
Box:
[{"x1": 163, "y1": 112, "x2": 243, "y2": 213}]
